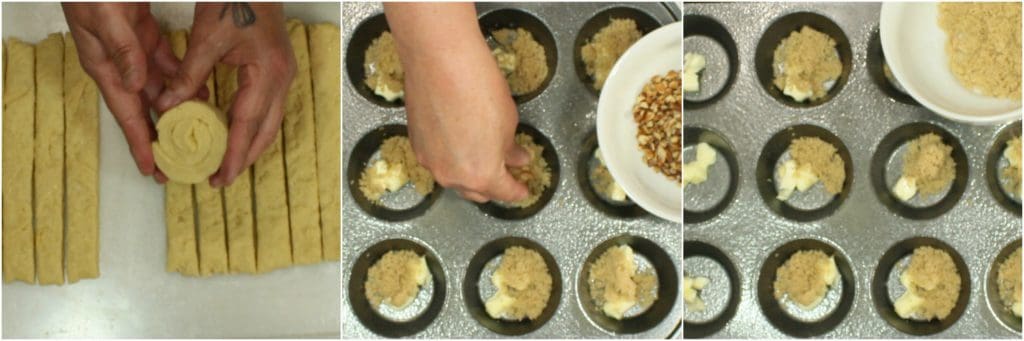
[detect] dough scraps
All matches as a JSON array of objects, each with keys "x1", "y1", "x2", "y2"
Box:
[
  {"x1": 773, "y1": 250, "x2": 840, "y2": 310},
  {"x1": 485, "y1": 246, "x2": 553, "y2": 320},
  {"x1": 997, "y1": 246, "x2": 1022, "y2": 317},
  {"x1": 581, "y1": 18, "x2": 643, "y2": 90},
  {"x1": 894, "y1": 246, "x2": 961, "y2": 320},
  {"x1": 1003, "y1": 136, "x2": 1021, "y2": 197},
  {"x1": 365, "y1": 250, "x2": 431, "y2": 309},
  {"x1": 491, "y1": 28, "x2": 548, "y2": 95},
  {"x1": 938, "y1": 3, "x2": 1022, "y2": 99},
  {"x1": 591, "y1": 148, "x2": 628, "y2": 202},
  {"x1": 772, "y1": 26, "x2": 842, "y2": 102},
  {"x1": 893, "y1": 133, "x2": 956, "y2": 201},
  {"x1": 588, "y1": 245, "x2": 658, "y2": 319},
  {"x1": 357, "y1": 136, "x2": 435, "y2": 202},
  {"x1": 152, "y1": 100, "x2": 228, "y2": 184},
  {"x1": 504, "y1": 133, "x2": 552, "y2": 208},
  {"x1": 776, "y1": 137, "x2": 845, "y2": 200},
  {"x1": 364, "y1": 31, "x2": 404, "y2": 102}
]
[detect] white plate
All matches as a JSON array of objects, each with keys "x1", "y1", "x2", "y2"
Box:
[
  {"x1": 880, "y1": 2, "x2": 1021, "y2": 124},
  {"x1": 597, "y1": 22, "x2": 682, "y2": 223}
]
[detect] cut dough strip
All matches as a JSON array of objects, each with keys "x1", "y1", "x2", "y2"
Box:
[
  {"x1": 309, "y1": 22, "x2": 342, "y2": 261},
  {"x1": 64, "y1": 32, "x2": 100, "y2": 283},
  {"x1": 3, "y1": 38, "x2": 37, "y2": 284},
  {"x1": 35, "y1": 33, "x2": 66, "y2": 285}
]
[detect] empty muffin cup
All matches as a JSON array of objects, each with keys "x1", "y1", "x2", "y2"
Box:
[
  {"x1": 577, "y1": 234, "x2": 679, "y2": 334},
  {"x1": 756, "y1": 238, "x2": 855, "y2": 337},
  {"x1": 683, "y1": 240, "x2": 741, "y2": 338},
  {"x1": 872, "y1": 237, "x2": 971, "y2": 336},
  {"x1": 347, "y1": 124, "x2": 444, "y2": 222},
  {"x1": 478, "y1": 8, "x2": 558, "y2": 104},
  {"x1": 755, "y1": 124, "x2": 854, "y2": 222},
  {"x1": 684, "y1": 126, "x2": 739, "y2": 224},
  {"x1": 985, "y1": 121, "x2": 1022, "y2": 216},
  {"x1": 348, "y1": 238, "x2": 447, "y2": 337},
  {"x1": 870, "y1": 122, "x2": 969, "y2": 220},
  {"x1": 477, "y1": 123, "x2": 560, "y2": 220},
  {"x1": 463, "y1": 236, "x2": 562, "y2": 336},
  {"x1": 754, "y1": 12, "x2": 852, "y2": 108},
  {"x1": 683, "y1": 15, "x2": 739, "y2": 108}
]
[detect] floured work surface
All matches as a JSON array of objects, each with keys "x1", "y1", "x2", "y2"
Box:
[{"x1": 2, "y1": 3, "x2": 340, "y2": 338}]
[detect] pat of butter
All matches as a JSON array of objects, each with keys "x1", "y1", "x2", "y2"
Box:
[
  {"x1": 783, "y1": 84, "x2": 813, "y2": 102},
  {"x1": 370, "y1": 160, "x2": 408, "y2": 193},
  {"x1": 683, "y1": 276, "x2": 709, "y2": 311},
  {"x1": 776, "y1": 159, "x2": 818, "y2": 201},
  {"x1": 374, "y1": 82, "x2": 404, "y2": 102},
  {"x1": 594, "y1": 148, "x2": 629, "y2": 201},
  {"x1": 493, "y1": 47, "x2": 517, "y2": 76},
  {"x1": 683, "y1": 142, "x2": 717, "y2": 186},
  {"x1": 893, "y1": 176, "x2": 918, "y2": 202},
  {"x1": 1013, "y1": 301, "x2": 1021, "y2": 317},
  {"x1": 683, "y1": 52, "x2": 706, "y2": 93},
  {"x1": 600, "y1": 245, "x2": 639, "y2": 320},
  {"x1": 895, "y1": 271, "x2": 925, "y2": 319}
]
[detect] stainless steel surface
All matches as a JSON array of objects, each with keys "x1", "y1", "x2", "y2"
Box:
[
  {"x1": 342, "y1": 2, "x2": 682, "y2": 338},
  {"x1": 683, "y1": 2, "x2": 1021, "y2": 338}
]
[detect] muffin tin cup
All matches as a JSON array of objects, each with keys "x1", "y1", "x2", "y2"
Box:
[
  {"x1": 871, "y1": 237, "x2": 971, "y2": 336},
  {"x1": 683, "y1": 126, "x2": 740, "y2": 224},
  {"x1": 573, "y1": 6, "x2": 662, "y2": 96},
  {"x1": 342, "y1": 2, "x2": 681, "y2": 338},
  {"x1": 478, "y1": 8, "x2": 558, "y2": 104},
  {"x1": 682, "y1": 240, "x2": 741, "y2": 338},
  {"x1": 682, "y1": 14, "x2": 739, "y2": 109},
  {"x1": 462, "y1": 236, "x2": 563, "y2": 336},
  {"x1": 348, "y1": 238, "x2": 448, "y2": 338},
  {"x1": 756, "y1": 238, "x2": 856, "y2": 338},
  {"x1": 577, "y1": 131, "x2": 647, "y2": 218},
  {"x1": 476, "y1": 123, "x2": 561, "y2": 220},
  {"x1": 683, "y1": 2, "x2": 1019, "y2": 338},
  {"x1": 986, "y1": 238, "x2": 1023, "y2": 334},
  {"x1": 985, "y1": 121, "x2": 1022, "y2": 216},
  {"x1": 345, "y1": 13, "x2": 404, "y2": 108},
  {"x1": 346, "y1": 124, "x2": 444, "y2": 222},
  {"x1": 576, "y1": 234, "x2": 679, "y2": 334},
  {"x1": 865, "y1": 28, "x2": 918, "y2": 106}
]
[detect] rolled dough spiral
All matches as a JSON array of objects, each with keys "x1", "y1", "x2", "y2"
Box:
[{"x1": 153, "y1": 100, "x2": 229, "y2": 184}]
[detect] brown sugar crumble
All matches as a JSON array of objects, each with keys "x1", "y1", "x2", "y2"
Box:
[
  {"x1": 773, "y1": 250, "x2": 840, "y2": 309},
  {"x1": 997, "y1": 247, "x2": 1022, "y2": 317},
  {"x1": 588, "y1": 245, "x2": 658, "y2": 320},
  {"x1": 902, "y1": 133, "x2": 956, "y2": 197},
  {"x1": 634, "y1": 70, "x2": 683, "y2": 183},
  {"x1": 357, "y1": 136, "x2": 434, "y2": 202},
  {"x1": 491, "y1": 28, "x2": 549, "y2": 95},
  {"x1": 503, "y1": 133, "x2": 552, "y2": 208},
  {"x1": 485, "y1": 246, "x2": 553, "y2": 320},
  {"x1": 581, "y1": 18, "x2": 643, "y2": 90},
  {"x1": 790, "y1": 137, "x2": 846, "y2": 195},
  {"x1": 1003, "y1": 137, "x2": 1021, "y2": 197},
  {"x1": 364, "y1": 250, "x2": 431, "y2": 309},
  {"x1": 895, "y1": 246, "x2": 961, "y2": 320},
  {"x1": 772, "y1": 26, "x2": 842, "y2": 102},
  {"x1": 938, "y1": 3, "x2": 1022, "y2": 99},
  {"x1": 363, "y1": 31, "x2": 405, "y2": 102}
]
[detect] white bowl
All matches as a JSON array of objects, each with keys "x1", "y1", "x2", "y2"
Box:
[
  {"x1": 880, "y1": 2, "x2": 1021, "y2": 124},
  {"x1": 597, "y1": 22, "x2": 682, "y2": 223}
]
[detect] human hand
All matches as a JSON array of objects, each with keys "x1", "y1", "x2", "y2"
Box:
[
  {"x1": 154, "y1": 3, "x2": 295, "y2": 187},
  {"x1": 385, "y1": 3, "x2": 530, "y2": 203},
  {"x1": 63, "y1": 2, "x2": 181, "y2": 183}
]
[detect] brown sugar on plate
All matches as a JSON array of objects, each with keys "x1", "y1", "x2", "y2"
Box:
[
  {"x1": 938, "y1": 3, "x2": 1022, "y2": 99},
  {"x1": 581, "y1": 18, "x2": 643, "y2": 90},
  {"x1": 772, "y1": 26, "x2": 842, "y2": 102},
  {"x1": 364, "y1": 250, "x2": 431, "y2": 309},
  {"x1": 588, "y1": 245, "x2": 658, "y2": 320},
  {"x1": 357, "y1": 136, "x2": 434, "y2": 203},
  {"x1": 484, "y1": 246, "x2": 553, "y2": 320},
  {"x1": 894, "y1": 246, "x2": 961, "y2": 321},
  {"x1": 773, "y1": 250, "x2": 840, "y2": 310},
  {"x1": 634, "y1": 70, "x2": 682, "y2": 183},
  {"x1": 363, "y1": 31, "x2": 404, "y2": 102},
  {"x1": 490, "y1": 28, "x2": 548, "y2": 95}
]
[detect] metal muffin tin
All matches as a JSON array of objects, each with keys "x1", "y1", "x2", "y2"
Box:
[
  {"x1": 683, "y1": 2, "x2": 1021, "y2": 338},
  {"x1": 342, "y1": 2, "x2": 682, "y2": 338}
]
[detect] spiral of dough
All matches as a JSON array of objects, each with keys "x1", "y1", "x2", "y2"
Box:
[{"x1": 152, "y1": 100, "x2": 229, "y2": 184}]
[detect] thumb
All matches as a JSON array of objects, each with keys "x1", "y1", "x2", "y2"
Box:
[
  {"x1": 505, "y1": 143, "x2": 531, "y2": 168},
  {"x1": 96, "y1": 20, "x2": 147, "y2": 92},
  {"x1": 154, "y1": 37, "x2": 224, "y2": 112},
  {"x1": 484, "y1": 170, "x2": 530, "y2": 203}
]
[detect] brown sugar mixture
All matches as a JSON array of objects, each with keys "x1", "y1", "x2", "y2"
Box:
[
  {"x1": 772, "y1": 26, "x2": 842, "y2": 102},
  {"x1": 491, "y1": 28, "x2": 548, "y2": 95},
  {"x1": 581, "y1": 18, "x2": 643, "y2": 90},
  {"x1": 363, "y1": 31, "x2": 405, "y2": 101},
  {"x1": 773, "y1": 250, "x2": 839, "y2": 309},
  {"x1": 897, "y1": 246, "x2": 961, "y2": 320},
  {"x1": 1003, "y1": 137, "x2": 1021, "y2": 197},
  {"x1": 634, "y1": 70, "x2": 683, "y2": 183},
  {"x1": 485, "y1": 246, "x2": 553, "y2": 320},
  {"x1": 588, "y1": 245, "x2": 658, "y2": 319},
  {"x1": 504, "y1": 133, "x2": 552, "y2": 208},
  {"x1": 902, "y1": 133, "x2": 956, "y2": 197},
  {"x1": 790, "y1": 137, "x2": 846, "y2": 195},
  {"x1": 364, "y1": 250, "x2": 430, "y2": 309},
  {"x1": 938, "y1": 3, "x2": 1022, "y2": 99},
  {"x1": 357, "y1": 136, "x2": 434, "y2": 202},
  {"x1": 997, "y1": 247, "x2": 1022, "y2": 317}
]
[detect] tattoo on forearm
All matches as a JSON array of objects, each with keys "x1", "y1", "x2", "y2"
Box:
[{"x1": 220, "y1": 3, "x2": 256, "y2": 28}]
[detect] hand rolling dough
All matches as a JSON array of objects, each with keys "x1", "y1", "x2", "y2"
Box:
[{"x1": 152, "y1": 100, "x2": 228, "y2": 184}]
